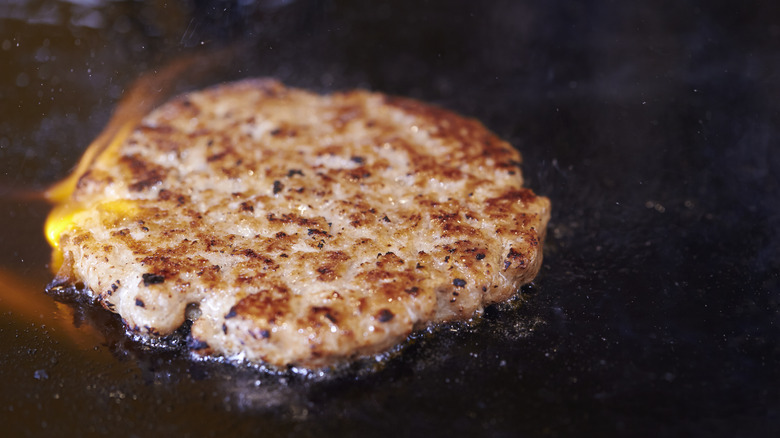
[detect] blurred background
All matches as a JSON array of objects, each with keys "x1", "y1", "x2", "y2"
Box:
[{"x1": 1, "y1": 0, "x2": 778, "y2": 436}]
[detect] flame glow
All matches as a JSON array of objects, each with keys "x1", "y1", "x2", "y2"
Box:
[{"x1": 43, "y1": 50, "x2": 236, "y2": 272}]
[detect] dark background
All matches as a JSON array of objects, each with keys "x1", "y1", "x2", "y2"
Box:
[{"x1": 1, "y1": 0, "x2": 778, "y2": 436}]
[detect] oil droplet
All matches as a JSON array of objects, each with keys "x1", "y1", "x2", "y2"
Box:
[{"x1": 15, "y1": 73, "x2": 29, "y2": 87}]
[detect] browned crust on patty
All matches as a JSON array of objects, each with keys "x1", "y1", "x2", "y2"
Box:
[{"x1": 52, "y1": 78, "x2": 551, "y2": 368}]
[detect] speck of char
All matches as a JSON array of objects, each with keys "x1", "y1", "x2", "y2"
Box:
[
  {"x1": 142, "y1": 273, "x2": 165, "y2": 286},
  {"x1": 376, "y1": 309, "x2": 394, "y2": 322},
  {"x1": 187, "y1": 337, "x2": 209, "y2": 350}
]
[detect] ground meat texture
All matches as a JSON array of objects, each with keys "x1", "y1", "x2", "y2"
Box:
[{"x1": 49, "y1": 79, "x2": 551, "y2": 368}]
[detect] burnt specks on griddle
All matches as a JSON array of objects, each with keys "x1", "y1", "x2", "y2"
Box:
[
  {"x1": 272, "y1": 180, "x2": 284, "y2": 194},
  {"x1": 453, "y1": 278, "x2": 467, "y2": 287}
]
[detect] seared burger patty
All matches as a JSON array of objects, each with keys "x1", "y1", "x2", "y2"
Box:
[{"x1": 48, "y1": 79, "x2": 551, "y2": 368}]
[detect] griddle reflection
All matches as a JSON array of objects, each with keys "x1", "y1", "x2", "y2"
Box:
[
  {"x1": 42, "y1": 281, "x2": 406, "y2": 413},
  {"x1": 0, "y1": 268, "x2": 111, "y2": 352},
  {"x1": 42, "y1": 281, "x2": 541, "y2": 416}
]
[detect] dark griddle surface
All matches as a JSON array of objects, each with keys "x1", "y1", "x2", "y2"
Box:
[{"x1": 0, "y1": 1, "x2": 778, "y2": 436}]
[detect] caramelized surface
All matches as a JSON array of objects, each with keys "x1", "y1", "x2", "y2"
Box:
[{"x1": 49, "y1": 79, "x2": 550, "y2": 367}]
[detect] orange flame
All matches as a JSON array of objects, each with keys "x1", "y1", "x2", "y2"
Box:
[
  {"x1": 0, "y1": 268, "x2": 105, "y2": 349},
  {"x1": 44, "y1": 47, "x2": 242, "y2": 272},
  {"x1": 0, "y1": 47, "x2": 242, "y2": 345}
]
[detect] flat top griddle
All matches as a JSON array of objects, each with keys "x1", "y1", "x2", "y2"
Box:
[{"x1": 0, "y1": 1, "x2": 778, "y2": 436}]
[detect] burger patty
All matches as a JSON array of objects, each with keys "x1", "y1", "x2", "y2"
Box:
[{"x1": 48, "y1": 79, "x2": 551, "y2": 368}]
